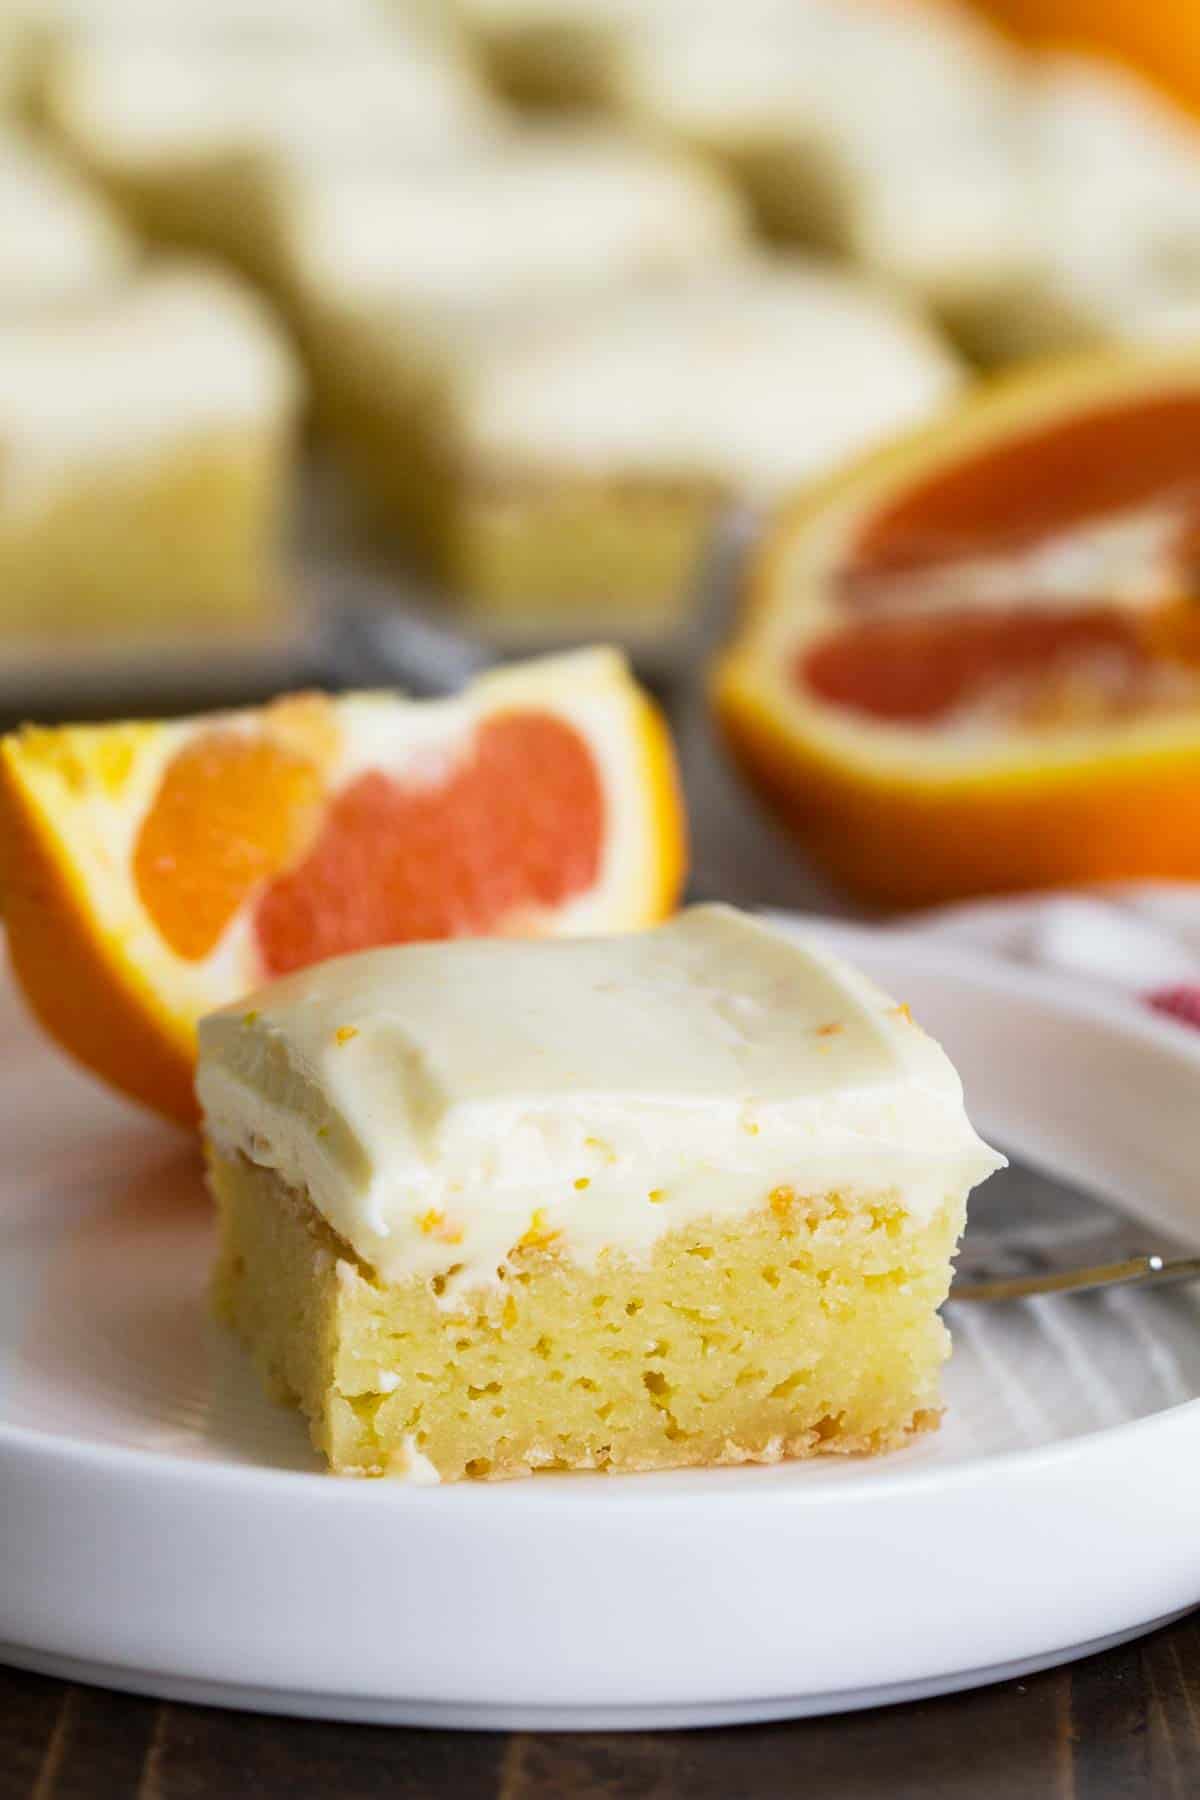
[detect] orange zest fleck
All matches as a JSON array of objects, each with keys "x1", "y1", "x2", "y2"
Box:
[
  {"x1": 417, "y1": 1209, "x2": 463, "y2": 1244},
  {"x1": 334, "y1": 1025, "x2": 359, "y2": 1045},
  {"x1": 519, "y1": 1208, "x2": 561, "y2": 1251}
]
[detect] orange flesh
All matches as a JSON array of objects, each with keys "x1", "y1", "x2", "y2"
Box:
[
  {"x1": 254, "y1": 712, "x2": 604, "y2": 975},
  {"x1": 847, "y1": 393, "x2": 1200, "y2": 578},
  {"x1": 135, "y1": 711, "x2": 605, "y2": 974},
  {"x1": 134, "y1": 733, "x2": 324, "y2": 961},
  {"x1": 800, "y1": 609, "x2": 1149, "y2": 724},
  {"x1": 799, "y1": 392, "x2": 1200, "y2": 727}
]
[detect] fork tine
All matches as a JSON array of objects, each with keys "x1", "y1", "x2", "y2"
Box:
[{"x1": 948, "y1": 1253, "x2": 1200, "y2": 1303}]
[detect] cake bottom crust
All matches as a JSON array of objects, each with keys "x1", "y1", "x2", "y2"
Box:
[{"x1": 208, "y1": 1148, "x2": 963, "y2": 1481}]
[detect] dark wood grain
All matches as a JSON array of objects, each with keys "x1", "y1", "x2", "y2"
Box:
[
  {"x1": 134, "y1": 1703, "x2": 507, "y2": 1800},
  {"x1": 0, "y1": 1670, "x2": 159, "y2": 1800},
  {"x1": 3, "y1": 1613, "x2": 1198, "y2": 1800}
]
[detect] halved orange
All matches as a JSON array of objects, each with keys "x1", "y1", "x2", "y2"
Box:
[
  {"x1": 715, "y1": 348, "x2": 1200, "y2": 909},
  {"x1": 0, "y1": 648, "x2": 685, "y2": 1122}
]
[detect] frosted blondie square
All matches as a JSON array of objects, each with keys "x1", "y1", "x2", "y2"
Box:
[
  {"x1": 274, "y1": 127, "x2": 749, "y2": 574},
  {"x1": 612, "y1": 1, "x2": 1038, "y2": 346},
  {"x1": 0, "y1": 262, "x2": 301, "y2": 635},
  {"x1": 426, "y1": 258, "x2": 963, "y2": 625},
  {"x1": 199, "y1": 906, "x2": 1002, "y2": 1481},
  {"x1": 957, "y1": 56, "x2": 1200, "y2": 364}
]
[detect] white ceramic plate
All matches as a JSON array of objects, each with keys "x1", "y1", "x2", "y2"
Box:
[{"x1": 2, "y1": 921, "x2": 1200, "y2": 1731}]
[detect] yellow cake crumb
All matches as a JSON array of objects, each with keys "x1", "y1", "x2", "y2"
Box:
[{"x1": 209, "y1": 1148, "x2": 962, "y2": 1481}]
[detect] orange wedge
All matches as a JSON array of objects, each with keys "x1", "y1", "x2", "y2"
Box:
[
  {"x1": 715, "y1": 348, "x2": 1200, "y2": 909},
  {"x1": 0, "y1": 648, "x2": 685, "y2": 1123}
]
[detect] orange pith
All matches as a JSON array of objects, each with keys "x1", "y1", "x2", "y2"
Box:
[
  {"x1": 0, "y1": 653, "x2": 687, "y2": 1122},
  {"x1": 255, "y1": 711, "x2": 605, "y2": 974},
  {"x1": 135, "y1": 732, "x2": 325, "y2": 961},
  {"x1": 716, "y1": 354, "x2": 1200, "y2": 908}
]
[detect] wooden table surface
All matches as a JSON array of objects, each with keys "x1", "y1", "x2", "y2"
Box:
[{"x1": 3, "y1": 1613, "x2": 1199, "y2": 1800}]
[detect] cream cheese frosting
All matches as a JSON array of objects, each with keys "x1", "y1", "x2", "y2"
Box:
[
  {"x1": 0, "y1": 263, "x2": 301, "y2": 511},
  {"x1": 1020, "y1": 56, "x2": 1200, "y2": 351},
  {"x1": 47, "y1": 40, "x2": 499, "y2": 169},
  {"x1": 453, "y1": 259, "x2": 963, "y2": 496},
  {"x1": 197, "y1": 906, "x2": 1003, "y2": 1300},
  {"x1": 277, "y1": 128, "x2": 748, "y2": 314},
  {"x1": 614, "y1": 1, "x2": 1035, "y2": 315}
]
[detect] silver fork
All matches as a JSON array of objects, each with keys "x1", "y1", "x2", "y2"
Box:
[{"x1": 951, "y1": 1252, "x2": 1200, "y2": 1303}]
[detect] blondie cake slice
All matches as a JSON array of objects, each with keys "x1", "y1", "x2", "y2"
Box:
[
  {"x1": 273, "y1": 127, "x2": 749, "y2": 567},
  {"x1": 612, "y1": 0, "x2": 1038, "y2": 346},
  {"x1": 199, "y1": 906, "x2": 1002, "y2": 1481},
  {"x1": 431, "y1": 258, "x2": 962, "y2": 625},
  {"x1": 0, "y1": 262, "x2": 301, "y2": 634},
  {"x1": 959, "y1": 55, "x2": 1200, "y2": 363}
]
